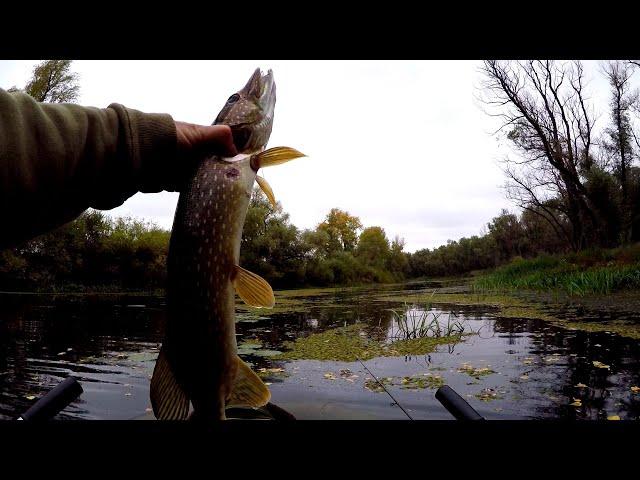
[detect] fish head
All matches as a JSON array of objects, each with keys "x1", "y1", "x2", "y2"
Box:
[{"x1": 213, "y1": 68, "x2": 276, "y2": 153}]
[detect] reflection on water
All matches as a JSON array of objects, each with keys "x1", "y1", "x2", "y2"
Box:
[
  {"x1": 0, "y1": 294, "x2": 164, "y2": 420},
  {"x1": 1, "y1": 284, "x2": 640, "y2": 420}
]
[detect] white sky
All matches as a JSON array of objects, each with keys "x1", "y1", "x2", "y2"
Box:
[{"x1": 0, "y1": 60, "x2": 620, "y2": 252}]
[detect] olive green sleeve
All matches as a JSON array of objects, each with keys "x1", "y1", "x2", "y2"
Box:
[{"x1": 0, "y1": 88, "x2": 177, "y2": 249}]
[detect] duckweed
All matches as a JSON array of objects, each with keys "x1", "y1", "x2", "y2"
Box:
[{"x1": 273, "y1": 324, "x2": 463, "y2": 362}]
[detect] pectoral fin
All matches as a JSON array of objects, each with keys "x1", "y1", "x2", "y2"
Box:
[
  {"x1": 150, "y1": 346, "x2": 190, "y2": 420},
  {"x1": 256, "y1": 175, "x2": 276, "y2": 208},
  {"x1": 226, "y1": 356, "x2": 272, "y2": 408},
  {"x1": 233, "y1": 265, "x2": 275, "y2": 308},
  {"x1": 253, "y1": 146, "x2": 306, "y2": 168}
]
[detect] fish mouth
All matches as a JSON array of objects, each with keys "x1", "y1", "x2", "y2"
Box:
[
  {"x1": 216, "y1": 68, "x2": 276, "y2": 153},
  {"x1": 258, "y1": 69, "x2": 275, "y2": 117},
  {"x1": 231, "y1": 125, "x2": 252, "y2": 151},
  {"x1": 241, "y1": 68, "x2": 276, "y2": 118}
]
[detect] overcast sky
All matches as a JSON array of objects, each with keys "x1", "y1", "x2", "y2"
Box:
[{"x1": 0, "y1": 60, "x2": 619, "y2": 252}]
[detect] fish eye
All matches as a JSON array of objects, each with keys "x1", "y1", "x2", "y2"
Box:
[{"x1": 227, "y1": 94, "x2": 240, "y2": 104}]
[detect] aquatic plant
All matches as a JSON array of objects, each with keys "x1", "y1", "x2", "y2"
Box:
[
  {"x1": 274, "y1": 323, "x2": 462, "y2": 362},
  {"x1": 474, "y1": 251, "x2": 640, "y2": 296},
  {"x1": 387, "y1": 302, "x2": 466, "y2": 341}
]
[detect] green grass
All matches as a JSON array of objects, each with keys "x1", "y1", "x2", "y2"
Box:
[{"x1": 474, "y1": 245, "x2": 640, "y2": 296}]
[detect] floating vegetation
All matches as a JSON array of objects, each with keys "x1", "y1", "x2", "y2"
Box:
[
  {"x1": 257, "y1": 367, "x2": 288, "y2": 380},
  {"x1": 400, "y1": 374, "x2": 444, "y2": 390},
  {"x1": 592, "y1": 361, "x2": 610, "y2": 370},
  {"x1": 339, "y1": 369, "x2": 359, "y2": 382},
  {"x1": 457, "y1": 363, "x2": 496, "y2": 379},
  {"x1": 362, "y1": 374, "x2": 445, "y2": 393},
  {"x1": 274, "y1": 324, "x2": 463, "y2": 362},
  {"x1": 475, "y1": 388, "x2": 503, "y2": 402},
  {"x1": 237, "y1": 339, "x2": 282, "y2": 358},
  {"x1": 364, "y1": 377, "x2": 393, "y2": 393}
]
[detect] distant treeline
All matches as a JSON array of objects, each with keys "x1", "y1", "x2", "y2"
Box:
[
  {"x1": 0, "y1": 211, "x2": 170, "y2": 292},
  {"x1": 0, "y1": 188, "x2": 409, "y2": 291},
  {"x1": 1, "y1": 184, "x2": 635, "y2": 292}
]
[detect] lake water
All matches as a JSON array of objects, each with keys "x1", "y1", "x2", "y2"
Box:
[{"x1": 1, "y1": 282, "x2": 639, "y2": 420}]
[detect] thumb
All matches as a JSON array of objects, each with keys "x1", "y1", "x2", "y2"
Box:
[
  {"x1": 176, "y1": 122, "x2": 238, "y2": 157},
  {"x1": 194, "y1": 124, "x2": 238, "y2": 156}
]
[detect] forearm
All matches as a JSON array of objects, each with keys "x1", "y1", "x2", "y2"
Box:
[{"x1": 0, "y1": 88, "x2": 177, "y2": 249}]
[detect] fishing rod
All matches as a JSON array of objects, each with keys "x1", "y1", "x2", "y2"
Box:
[{"x1": 356, "y1": 356, "x2": 414, "y2": 420}]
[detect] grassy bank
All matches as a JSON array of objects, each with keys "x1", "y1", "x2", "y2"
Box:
[{"x1": 473, "y1": 244, "x2": 640, "y2": 296}]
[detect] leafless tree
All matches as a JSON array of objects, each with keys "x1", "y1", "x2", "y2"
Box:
[
  {"x1": 479, "y1": 60, "x2": 607, "y2": 250},
  {"x1": 601, "y1": 61, "x2": 639, "y2": 242}
]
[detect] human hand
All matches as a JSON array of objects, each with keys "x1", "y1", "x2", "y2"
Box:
[{"x1": 176, "y1": 121, "x2": 238, "y2": 160}]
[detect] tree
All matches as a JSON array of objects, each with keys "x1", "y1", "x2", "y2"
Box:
[
  {"x1": 356, "y1": 226, "x2": 390, "y2": 269},
  {"x1": 24, "y1": 60, "x2": 80, "y2": 103},
  {"x1": 387, "y1": 236, "x2": 409, "y2": 278},
  {"x1": 317, "y1": 208, "x2": 363, "y2": 254},
  {"x1": 240, "y1": 188, "x2": 307, "y2": 287},
  {"x1": 601, "y1": 61, "x2": 639, "y2": 243},
  {"x1": 479, "y1": 60, "x2": 606, "y2": 250},
  {"x1": 487, "y1": 209, "x2": 526, "y2": 261}
]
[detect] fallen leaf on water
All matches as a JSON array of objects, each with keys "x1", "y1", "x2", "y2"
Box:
[
  {"x1": 575, "y1": 383, "x2": 588, "y2": 388},
  {"x1": 607, "y1": 415, "x2": 620, "y2": 420},
  {"x1": 323, "y1": 373, "x2": 336, "y2": 380},
  {"x1": 592, "y1": 361, "x2": 610, "y2": 369},
  {"x1": 631, "y1": 386, "x2": 640, "y2": 393}
]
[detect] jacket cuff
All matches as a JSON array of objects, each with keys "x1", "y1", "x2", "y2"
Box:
[{"x1": 109, "y1": 103, "x2": 178, "y2": 193}]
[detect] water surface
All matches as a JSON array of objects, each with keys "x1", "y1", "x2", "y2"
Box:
[{"x1": 1, "y1": 283, "x2": 639, "y2": 420}]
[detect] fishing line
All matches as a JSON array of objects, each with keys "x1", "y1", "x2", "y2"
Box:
[{"x1": 356, "y1": 356, "x2": 414, "y2": 421}]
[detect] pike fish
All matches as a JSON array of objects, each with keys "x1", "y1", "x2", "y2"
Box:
[{"x1": 150, "y1": 68, "x2": 304, "y2": 420}]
